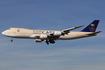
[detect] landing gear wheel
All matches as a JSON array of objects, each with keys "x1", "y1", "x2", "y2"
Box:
[
  {"x1": 49, "y1": 40, "x2": 55, "y2": 44},
  {"x1": 11, "y1": 38, "x2": 13, "y2": 42},
  {"x1": 47, "y1": 42, "x2": 49, "y2": 45},
  {"x1": 46, "y1": 41, "x2": 49, "y2": 45},
  {"x1": 11, "y1": 40, "x2": 13, "y2": 42},
  {"x1": 45, "y1": 40, "x2": 49, "y2": 45}
]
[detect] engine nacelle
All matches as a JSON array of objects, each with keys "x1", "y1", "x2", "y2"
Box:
[
  {"x1": 54, "y1": 31, "x2": 62, "y2": 36},
  {"x1": 35, "y1": 39, "x2": 42, "y2": 42},
  {"x1": 40, "y1": 34, "x2": 48, "y2": 39}
]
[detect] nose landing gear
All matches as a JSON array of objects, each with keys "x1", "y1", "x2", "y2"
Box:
[{"x1": 11, "y1": 37, "x2": 13, "y2": 42}]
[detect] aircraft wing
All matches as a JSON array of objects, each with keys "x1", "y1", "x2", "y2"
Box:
[
  {"x1": 48, "y1": 25, "x2": 84, "y2": 37},
  {"x1": 61, "y1": 25, "x2": 84, "y2": 34},
  {"x1": 30, "y1": 25, "x2": 84, "y2": 38}
]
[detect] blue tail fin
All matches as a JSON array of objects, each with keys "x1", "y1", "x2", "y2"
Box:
[{"x1": 81, "y1": 20, "x2": 100, "y2": 32}]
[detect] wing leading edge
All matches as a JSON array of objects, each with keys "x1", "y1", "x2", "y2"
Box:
[{"x1": 62, "y1": 25, "x2": 84, "y2": 35}]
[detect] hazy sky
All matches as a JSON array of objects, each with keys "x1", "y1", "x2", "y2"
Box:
[{"x1": 0, "y1": 0, "x2": 105, "y2": 70}]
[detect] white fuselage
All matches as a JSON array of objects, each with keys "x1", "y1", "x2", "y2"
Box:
[{"x1": 2, "y1": 28, "x2": 96, "y2": 40}]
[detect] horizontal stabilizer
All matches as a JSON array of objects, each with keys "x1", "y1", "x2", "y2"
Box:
[{"x1": 87, "y1": 31, "x2": 102, "y2": 36}]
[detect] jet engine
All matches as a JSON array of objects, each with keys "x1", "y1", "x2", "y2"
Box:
[
  {"x1": 54, "y1": 31, "x2": 62, "y2": 36},
  {"x1": 35, "y1": 39, "x2": 42, "y2": 42},
  {"x1": 40, "y1": 34, "x2": 48, "y2": 39}
]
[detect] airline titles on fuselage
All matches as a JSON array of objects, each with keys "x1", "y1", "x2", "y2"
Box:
[{"x1": 33, "y1": 30, "x2": 54, "y2": 34}]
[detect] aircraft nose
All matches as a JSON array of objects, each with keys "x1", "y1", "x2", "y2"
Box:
[
  {"x1": 2, "y1": 31, "x2": 6, "y2": 35},
  {"x1": 2, "y1": 31, "x2": 4, "y2": 35}
]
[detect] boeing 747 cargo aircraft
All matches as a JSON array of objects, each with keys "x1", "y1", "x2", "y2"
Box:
[{"x1": 2, "y1": 20, "x2": 101, "y2": 45}]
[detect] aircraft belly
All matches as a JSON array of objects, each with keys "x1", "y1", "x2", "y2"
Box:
[
  {"x1": 4, "y1": 34, "x2": 33, "y2": 39},
  {"x1": 58, "y1": 35, "x2": 88, "y2": 40}
]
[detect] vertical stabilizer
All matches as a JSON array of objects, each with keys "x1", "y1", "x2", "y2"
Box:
[{"x1": 81, "y1": 20, "x2": 99, "y2": 32}]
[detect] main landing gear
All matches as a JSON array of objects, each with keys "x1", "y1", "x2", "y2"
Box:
[
  {"x1": 46, "y1": 41, "x2": 49, "y2": 45},
  {"x1": 45, "y1": 39, "x2": 55, "y2": 45}
]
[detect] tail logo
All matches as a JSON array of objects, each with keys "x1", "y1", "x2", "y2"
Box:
[
  {"x1": 89, "y1": 23, "x2": 95, "y2": 32},
  {"x1": 91, "y1": 24, "x2": 95, "y2": 27}
]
